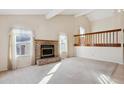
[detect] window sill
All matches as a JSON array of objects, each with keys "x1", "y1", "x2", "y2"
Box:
[{"x1": 16, "y1": 55, "x2": 30, "y2": 57}]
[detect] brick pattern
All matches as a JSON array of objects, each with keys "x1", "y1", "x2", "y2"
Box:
[{"x1": 35, "y1": 40, "x2": 60, "y2": 65}]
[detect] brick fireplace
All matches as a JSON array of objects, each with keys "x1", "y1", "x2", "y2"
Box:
[{"x1": 35, "y1": 40, "x2": 61, "y2": 65}]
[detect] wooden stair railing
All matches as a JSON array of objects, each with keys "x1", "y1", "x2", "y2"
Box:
[{"x1": 74, "y1": 29, "x2": 122, "y2": 47}]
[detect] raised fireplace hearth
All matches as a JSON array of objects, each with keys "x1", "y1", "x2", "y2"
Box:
[{"x1": 35, "y1": 40, "x2": 61, "y2": 65}]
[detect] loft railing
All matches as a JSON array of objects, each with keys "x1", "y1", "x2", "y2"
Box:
[{"x1": 74, "y1": 29, "x2": 122, "y2": 47}]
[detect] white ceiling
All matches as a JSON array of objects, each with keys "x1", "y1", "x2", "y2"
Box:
[
  {"x1": 87, "y1": 9, "x2": 116, "y2": 21},
  {"x1": 61, "y1": 9, "x2": 93, "y2": 15},
  {"x1": 0, "y1": 9, "x2": 93, "y2": 15},
  {"x1": 0, "y1": 9, "x2": 52, "y2": 15},
  {"x1": 0, "y1": 9, "x2": 117, "y2": 21}
]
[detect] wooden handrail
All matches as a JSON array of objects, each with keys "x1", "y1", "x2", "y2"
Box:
[
  {"x1": 74, "y1": 28, "x2": 121, "y2": 37},
  {"x1": 74, "y1": 29, "x2": 122, "y2": 47}
]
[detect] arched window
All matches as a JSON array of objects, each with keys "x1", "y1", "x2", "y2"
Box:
[
  {"x1": 59, "y1": 33, "x2": 68, "y2": 58},
  {"x1": 80, "y1": 26, "x2": 85, "y2": 35}
]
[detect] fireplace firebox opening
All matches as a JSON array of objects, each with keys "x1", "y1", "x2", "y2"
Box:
[{"x1": 41, "y1": 45, "x2": 54, "y2": 58}]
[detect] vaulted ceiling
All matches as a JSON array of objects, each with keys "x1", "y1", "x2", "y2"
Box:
[{"x1": 0, "y1": 9, "x2": 118, "y2": 21}]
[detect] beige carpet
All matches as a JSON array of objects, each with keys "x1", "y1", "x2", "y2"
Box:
[{"x1": 0, "y1": 57, "x2": 124, "y2": 84}]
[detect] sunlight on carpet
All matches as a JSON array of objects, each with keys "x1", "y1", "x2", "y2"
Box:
[
  {"x1": 39, "y1": 62, "x2": 62, "y2": 84},
  {"x1": 97, "y1": 74, "x2": 116, "y2": 84}
]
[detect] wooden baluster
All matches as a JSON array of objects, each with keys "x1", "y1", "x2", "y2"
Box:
[
  {"x1": 103, "y1": 33, "x2": 105, "y2": 46},
  {"x1": 91, "y1": 34, "x2": 92, "y2": 46},
  {"x1": 84, "y1": 35, "x2": 85, "y2": 46},
  {"x1": 81, "y1": 35, "x2": 83, "y2": 45},
  {"x1": 86, "y1": 35, "x2": 87, "y2": 46},
  {"x1": 108, "y1": 32, "x2": 109, "y2": 46},
  {"x1": 89, "y1": 35, "x2": 91, "y2": 46},
  {"x1": 96, "y1": 34, "x2": 98, "y2": 46},
  {"x1": 104, "y1": 33, "x2": 106, "y2": 46},
  {"x1": 76, "y1": 36, "x2": 77, "y2": 45},
  {"x1": 101, "y1": 33, "x2": 102, "y2": 46},
  {"x1": 92, "y1": 34, "x2": 93, "y2": 46},
  {"x1": 106, "y1": 32, "x2": 108, "y2": 46},
  {"x1": 96, "y1": 34, "x2": 97, "y2": 46},
  {"x1": 88, "y1": 35, "x2": 89, "y2": 46},
  {"x1": 85, "y1": 35, "x2": 87, "y2": 46},
  {"x1": 85, "y1": 35, "x2": 86, "y2": 46},
  {"x1": 97, "y1": 34, "x2": 99, "y2": 46},
  {"x1": 98, "y1": 34, "x2": 99, "y2": 46},
  {"x1": 104, "y1": 33, "x2": 105, "y2": 46},
  {"x1": 113, "y1": 32, "x2": 114, "y2": 46},
  {"x1": 78, "y1": 36, "x2": 80, "y2": 45},
  {"x1": 75, "y1": 37, "x2": 76, "y2": 45},
  {"x1": 88, "y1": 35, "x2": 90, "y2": 46},
  {"x1": 79, "y1": 36, "x2": 80, "y2": 45},
  {"x1": 89, "y1": 34, "x2": 91, "y2": 46},
  {"x1": 87, "y1": 35, "x2": 89, "y2": 46},
  {"x1": 83, "y1": 35, "x2": 84, "y2": 46},
  {"x1": 108, "y1": 32, "x2": 110, "y2": 46},
  {"x1": 116, "y1": 31, "x2": 118, "y2": 45},
  {"x1": 109, "y1": 32, "x2": 111, "y2": 46},
  {"x1": 90, "y1": 34, "x2": 93, "y2": 46},
  {"x1": 77, "y1": 36, "x2": 78, "y2": 45},
  {"x1": 93, "y1": 34, "x2": 94, "y2": 46},
  {"x1": 87, "y1": 35, "x2": 88, "y2": 46},
  {"x1": 80, "y1": 36, "x2": 81, "y2": 45},
  {"x1": 82, "y1": 35, "x2": 83, "y2": 45},
  {"x1": 99, "y1": 33, "x2": 100, "y2": 46},
  {"x1": 74, "y1": 37, "x2": 75, "y2": 45},
  {"x1": 89, "y1": 35, "x2": 90, "y2": 46},
  {"x1": 83, "y1": 35, "x2": 84, "y2": 45}
]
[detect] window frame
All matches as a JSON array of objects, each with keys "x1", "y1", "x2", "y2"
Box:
[{"x1": 13, "y1": 28, "x2": 33, "y2": 57}]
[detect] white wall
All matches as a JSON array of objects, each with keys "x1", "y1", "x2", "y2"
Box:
[
  {"x1": 0, "y1": 15, "x2": 90, "y2": 71},
  {"x1": 91, "y1": 12, "x2": 121, "y2": 32},
  {"x1": 75, "y1": 46, "x2": 123, "y2": 64}
]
